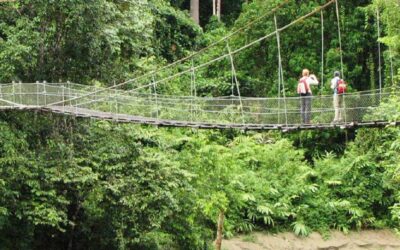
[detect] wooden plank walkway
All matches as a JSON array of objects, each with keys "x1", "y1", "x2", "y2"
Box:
[{"x1": 26, "y1": 106, "x2": 398, "y2": 131}]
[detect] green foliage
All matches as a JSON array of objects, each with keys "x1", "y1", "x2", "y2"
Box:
[
  {"x1": 1, "y1": 0, "x2": 400, "y2": 249},
  {"x1": 0, "y1": 0, "x2": 201, "y2": 86}
]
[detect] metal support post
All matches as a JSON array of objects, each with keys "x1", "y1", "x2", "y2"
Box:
[
  {"x1": 62, "y1": 84, "x2": 65, "y2": 112},
  {"x1": 43, "y1": 81, "x2": 47, "y2": 106},
  {"x1": 12, "y1": 81, "x2": 15, "y2": 104},
  {"x1": 67, "y1": 81, "x2": 71, "y2": 107},
  {"x1": 114, "y1": 81, "x2": 118, "y2": 121},
  {"x1": 36, "y1": 81, "x2": 40, "y2": 106},
  {"x1": 152, "y1": 76, "x2": 159, "y2": 119},
  {"x1": 19, "y1": 81, "x2": 22, "y2": 105}
]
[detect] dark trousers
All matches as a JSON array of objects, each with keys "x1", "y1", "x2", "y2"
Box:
[{"x1": 300, "y1": 93, "x2": 312, "y2": 124}]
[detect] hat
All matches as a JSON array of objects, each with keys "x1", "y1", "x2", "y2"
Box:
[{"x1": 334, "y1": 71, "x2": 341, "y2": 77}]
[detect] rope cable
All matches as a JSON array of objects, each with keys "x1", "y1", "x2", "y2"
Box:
[
  {"x1": 114, "y1": 0, "x2": 337, "y2": 95},
  {"x1": 115, "y1": 0, "x2": 291, "y2": 88},
  {"x1": 46, "y1": 0, "x2": 335, "y2": 107}
]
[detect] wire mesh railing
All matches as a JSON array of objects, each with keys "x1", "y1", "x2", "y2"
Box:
[{"x1": 0, "y1": 82, "x2": 399, "y2": 128}]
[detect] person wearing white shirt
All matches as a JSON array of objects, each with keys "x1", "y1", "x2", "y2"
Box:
[
  {"x1": 297, "y1": 69, "x2": 319, "y2": 124},
  {"x1": 330, "y1": 71, "x2": 343, "y2": 123}
]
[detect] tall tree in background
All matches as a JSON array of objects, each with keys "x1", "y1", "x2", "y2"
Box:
[
  {"x1": 212, "y1": 0, "x2": 222, "y2": 21},
  {"x1": 190, "y1": 0, "x2": 200, "y2": 24},
  {"x1": 217, "y1": 0, "x2": 221, "y2": 21}
]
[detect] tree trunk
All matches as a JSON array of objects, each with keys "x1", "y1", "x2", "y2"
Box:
[
  {"x1": 216, "y1": 0, "x2": 221, "y2": 21},
  {"x1": 215, "y1": 210, "x2": 225, "y2": 250},
  {"x1": 190, "y1": 0, "x2": 199, "y2": 25},
  {"x1": 213, "y1": 0, "x2": 216, "y2": 16}
]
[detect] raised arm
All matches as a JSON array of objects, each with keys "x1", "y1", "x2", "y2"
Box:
[{"x1": 307, "y1": 74, "x2": 319, "y2": 85}]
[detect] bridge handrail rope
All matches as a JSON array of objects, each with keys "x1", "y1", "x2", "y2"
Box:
[
  {"x1": 40, "y1": 83, "x2": 400, "y2": 103},
  {"x1": 89, "y1": 95, "x2": 391, "y2": 117},
  {"x1": 71, "y1": 89, "x2": 395, "y2": 112},
  {"x1": 72, "y1": 85, "x2": 396, "y2": 108},
  {"x1": 5, "y1": 81, "x2": 398, "y2": 101},
  {"x1": 46, "y1": 0, "x2": 335, "y2": 107}
]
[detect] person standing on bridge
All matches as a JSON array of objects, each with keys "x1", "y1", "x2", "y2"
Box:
[
  {"x1": 297, "y1": 69, "x2": 319, "y2": 124},
  {"x1": 331, "y1": 71, "x2": 346, "y2": 123}
]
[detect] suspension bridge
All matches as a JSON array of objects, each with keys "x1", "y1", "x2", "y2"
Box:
[
  {"x1": 0, "y1": 82, "x2": 398, "y2": 131},
  {"x1": 0, "y1": 0, "x2": 398, "y2": 131}
]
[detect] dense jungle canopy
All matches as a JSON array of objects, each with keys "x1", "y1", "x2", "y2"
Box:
[{"x1": 0, "y1": 0, "x2": 400, "y2": 249}]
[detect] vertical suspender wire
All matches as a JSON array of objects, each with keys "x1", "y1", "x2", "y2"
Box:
[
  {"x1": 152, "y1": 75, "x2": 159, "y2": 119},
  {"x1": 320, "y1": 10, "x2": 325, "y2": 91},
  {"x1": 190, "y1": 68, "x2": 194, "y2": 121},
  {"x1": 274, "y1": 15, "x2": 288, "y2": 127},
  {"x1": 335, "y1": 0, "x2": 344, "y2": 79},
  {"x1": 226, "y1": 42, "x2": 245, "y2": 125},
  {"x1": 114, "y1": 81, "x2": 118, "y2": 122},
  {"x1": 190, "y1": 60, "x2": 195, "y2": 121},
  {"x1": 191, "y1": 60, "x2": 198, "y2": 121},
  {"x1": 388, "y1": 44, "x2": 395, "y2": 87},
  {"x1": 384, "y1": 0, "x2": 394, "y2": 87},
  {"x1": 275, "y1": 16, "x2": 282, "y2": 124},
  {"x1": 377, "y1": 9, "x2": 383, "y2": 101},
  {"x1": 320, "y1": 10, "x2": 325, "y2": 119},
  {"x1": 335, "y1": 0, "x2": 346, "y2": 124}
]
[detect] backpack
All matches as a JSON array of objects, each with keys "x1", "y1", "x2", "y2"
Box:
[
  {"x1": 337, "y1": 79, "x2": 347, "y2": 94},
  {"x1": 297, "y1": 77, "x2": 310, "y2": 94}
]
